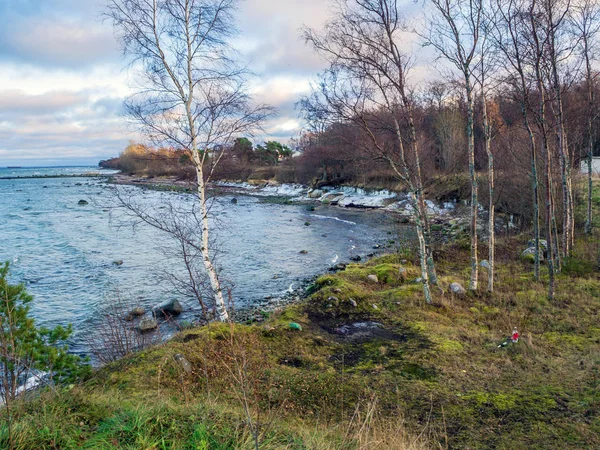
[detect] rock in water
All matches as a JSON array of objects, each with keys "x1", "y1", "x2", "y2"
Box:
[
  {"x1": 231, "y1": 197, "x2": 238, "y2": 204},
  {"x1": 113, "y1": 260, "x2": 124, "y2": 266},
  {"x1": 450, "y1": 282, "x2": 467, "y2": 296},
  {"x1": 367, "y1": 274, "x2": 379, "y2": 283},
  {"x1": 137, "y1": 318, "x2": 158, "y2": 333},
  {"x1": 289, "y1": 322, "x2": 303, "y2": 331},
  {"x1": 350, "y1": 255, "x2": 362, "y2": 262},
  {"x1": 153, "y1": 300, "x2": 183, "y2": 318},
  {"x1": 78, "y1": 200, "x2": 88, "y2": 205},
  {"x1": 124, "y1": 307, "x2": 145, "y2": 321},
  {"x1": 329, "y1": 263, "x2": 347, "y2": 272}
]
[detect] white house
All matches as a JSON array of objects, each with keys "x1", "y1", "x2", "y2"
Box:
[{"x1": 581, "y1": 157, "x2": 600, "y2": 176}]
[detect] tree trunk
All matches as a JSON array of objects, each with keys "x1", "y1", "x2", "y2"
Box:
[
  {"x1": 194, "y1": 160, "x2": 229, "y2": 322},
  {"x1": 482, "y1": 94, "x2": 494, "y2": 292},
  {"x1": 585, "y1": 34, "x2": 595, "y2": 235},
  {"x1": 466, "y1": 77, "x2": 478, "y2": 291},
  {"x1": 411, "y1": 193, "x2": 433, "y2": 304}
]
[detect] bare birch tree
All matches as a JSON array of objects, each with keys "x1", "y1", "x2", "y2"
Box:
[
  {"x1": 491, "y1": 0, "x2": 543, "y2": 280},
  {"x1": 106, "y1": 0, "x2": 271, "y2": 321},
  {"x1": 542, "y1": 0, "x2": 576, "y2": 258},
  {"x1": 529, "y1": 0, "x2": 557, "y2": 298},
  {"x1": 423, "y1": 0, "x2": 483, "y2": 291},
  {"x1": 475, "y1": 17, "x2": 497, "y2": 292},
  {"x1": 302, "y1": 0, "x2": 437, "y2": 303}
]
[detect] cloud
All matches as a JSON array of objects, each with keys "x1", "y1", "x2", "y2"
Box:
[
  {"x1": 0, "y1": 0, "x2": 117, "y2": 69},
  {"x1": 0, "y1": 18, "x2": 117, "y2": 68},
  {"x1": 0, "y1": 90, "x2": 87, "y2": 114}
]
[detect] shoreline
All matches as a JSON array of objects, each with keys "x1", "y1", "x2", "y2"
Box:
[{"x1": 0, "y1": 173, "x2": 109, "y2": 180}]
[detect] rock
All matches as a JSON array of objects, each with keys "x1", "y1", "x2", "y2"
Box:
[
  {"x1": 153, "y1": 299, "x2": 183, "y2": 318},
  {"x1": 333, "y1": 288, "x2": 342, "y2": 294},
  {"x1": 137, "y1": 318, "x2": 158, "y2": 333},
  {"x1": 398, "y1": 267, "x2": 407, "y2": 281},
  {"x1": 520, "y1": 247, "x2": 543, "y2": 262},
  {"x1": 327, "y1": 296, "x2": 339, "y2": 302},
  {"x1": 174, "y1": 354, "x2": 192, "y2": 374},
  {"x1": 231, "y1": 197, "x2": 238, "y2": 204},
  {"x1": 124, "y1": 307, "x2": 145, "y2": 321},
  {"x1": 350, "y1": 255, "x2": 362, "y2": 262},
  {"x1": 367, "y1": 274, "x2": 379, "y2": 283},
  {"x1": 289, "y1": 322, "x2": 303, "y2": 331},
  {"x1": 308, "y1": 189, "x2": 323, "y2": 199},
  {"x1": 527, "y1": 239, "x2": 548, "y2": 252},
  {"x1": 372, "y1": 304, "x2": 379, "y2": 310},
  {"x1": 321, "y1": 192, "x2": 344, "y2": 205},
  {"x1": 78, "y1": 200, "x2": 88, "y2": 205},
  {"x1": 304, "y1": 221, "x2": 311, "y2": 226},
  {"x1": 329, "y1": 263, "x2": 347, "y2": 272},
  {"x1": 449, "y1": 282, "x2": 467, "y2": 296},
  {"x1": 113, "y1": 260, "x2": 124, "y2": 266},
  {"x1": 348, "y1": 298, "x2": 358, "y2": 307},
  {"x1": 299, "y1": 250, "x2": 308, "y2": 254},
  {"x1": 480, "y1": 260, "x2": 491, "y2": 270}
]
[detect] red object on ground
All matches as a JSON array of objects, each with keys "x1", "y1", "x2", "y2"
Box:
[{"x1": 512, "y1": 331, "x2": 519, "y2": 342}]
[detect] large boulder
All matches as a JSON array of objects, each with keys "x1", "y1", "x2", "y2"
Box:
[
  {"x1": 449, "y1": 282, "x2": 466, "y2": 296},
  {"x1": 521, "y1": 247, "x2": 544, "y2": 263},
  {"x1": 153, "y1": 299, "x2": 183, "y2": 318},
  {"x1": 527, "y1": 239, "x2": 548, "y2": 253}
]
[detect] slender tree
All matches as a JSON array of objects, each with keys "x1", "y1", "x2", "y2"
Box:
[
  {"x1": 491, "y1": 0, "x2": 542, "y2": 280},
  {"x1": 106, "y1": 0, "x2": 271, "y2": 321},
  {"x1": 424, "y1": 0, "x2": 483, "y2": 291}
]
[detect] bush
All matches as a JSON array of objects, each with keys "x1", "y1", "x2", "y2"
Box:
[{"x1": 0, "y1": 262, "x2": 90, "y2": 406}]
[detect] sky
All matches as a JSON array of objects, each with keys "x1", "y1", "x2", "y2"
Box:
[{"x1": 0, "y1": 0, "x2": 426, "y2": 166}]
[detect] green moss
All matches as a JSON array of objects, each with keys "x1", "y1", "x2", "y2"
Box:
[{"x1": 435, "y1": 338, "x2": 464, "y2": 353}]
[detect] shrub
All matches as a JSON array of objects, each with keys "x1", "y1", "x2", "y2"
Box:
[{"x1": 0, "y1": 262, "x2": 90, "y2": 405}]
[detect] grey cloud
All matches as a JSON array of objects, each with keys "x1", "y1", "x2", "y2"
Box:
[
  {"x1": 0, "y1": 0, "x2": 118, "y2": 68},
  {"x1": 0, "y1": 90, "x2": 88, "y2": 113},
  {"x1": 0, "y1": 18, "x2": 117, "y2": 67}
]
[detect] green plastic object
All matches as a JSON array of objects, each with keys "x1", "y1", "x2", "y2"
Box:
[{"x1": 289, "y1": 322, "x2": 303, "y2": 331}]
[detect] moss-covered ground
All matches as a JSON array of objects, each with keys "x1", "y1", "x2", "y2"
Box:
[{"x1": 4, "y1": 235, "x2": 600, "y2": 449}]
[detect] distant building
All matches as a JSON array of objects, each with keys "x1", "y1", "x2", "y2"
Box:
[{"x1": 581, "y1": 157, "x2": 600, "y2": 176}]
